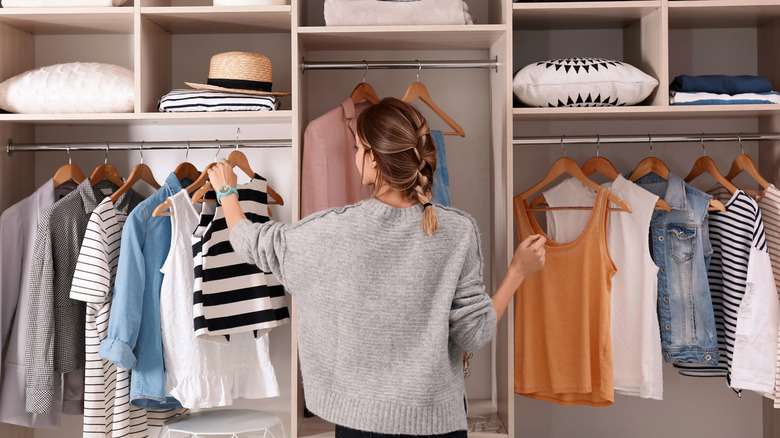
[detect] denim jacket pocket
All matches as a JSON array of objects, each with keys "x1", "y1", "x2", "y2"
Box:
[{"x1": 668, "y1": 226, "x2": 696, "y2": 262}]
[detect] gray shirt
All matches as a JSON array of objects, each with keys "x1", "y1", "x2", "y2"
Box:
[
  {"x1": 25, "y1": 179, "x2": 144, "y2": 414},
  {"x1": 230, "y1": 197, "x2": 496, "y2": 435}
]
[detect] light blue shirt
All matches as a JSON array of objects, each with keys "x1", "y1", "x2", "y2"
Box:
[{"x1": 99, "y1": 173, "x2": 186, "y2": 409}]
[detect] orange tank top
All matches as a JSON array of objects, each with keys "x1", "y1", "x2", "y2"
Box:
[{"x1": 513, "y1": 187, "x2": 616, "y2": 407}]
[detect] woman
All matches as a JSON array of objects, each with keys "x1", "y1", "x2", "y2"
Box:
[{"x1": 208, "y1": 98, "x2": 545, "y2": 437}]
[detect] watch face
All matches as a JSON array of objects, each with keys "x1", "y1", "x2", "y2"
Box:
[{"x1": 219, "y1": 186, "x2": 232, "y2": 194}]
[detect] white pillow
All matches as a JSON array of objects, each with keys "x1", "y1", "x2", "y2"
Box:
[
  {"x1": 0, "y1": 62, "x2": 134, "y2": 114},
  {"x1": 513, "y1": 57, "x2": 658, "y2": 107}
]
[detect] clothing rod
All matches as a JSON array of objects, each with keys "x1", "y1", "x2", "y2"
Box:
[
  {"x1": 512, "y1": 133, "x2": 780, "y2": 146},
  {"x1": 6, "y1": 139, "x2": 291, "y2": 156},
  {"x1": 301, "y1": 57, "x2": 499, "y2": 73}
]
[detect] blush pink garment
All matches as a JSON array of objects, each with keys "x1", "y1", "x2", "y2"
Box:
[{"x1": 301, "y1": 98, "x2": 372, "y2": 218}]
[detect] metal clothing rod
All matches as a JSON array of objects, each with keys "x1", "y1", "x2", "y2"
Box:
[
  {"x1": 7, "y1": 139, "x2": 291, "y2": 156},
  {"x1": 301, "y1": 57, "x2": 499, "y2": 73},
  {"x1": 512, "y1": 132, "x2": 780, "y2": 146}
]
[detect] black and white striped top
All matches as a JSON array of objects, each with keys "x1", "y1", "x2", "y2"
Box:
[
  {"x1": 157, "y1": 89, "x2": 280, "y2": 113},
  {"x1": 70, "y1": 197, "x2": 150, "y2": 438},
  {"x1": 192, "y1": 175, "x2": 290, "y2": 343},
  {"x1": 674, "y1": 188, "x2": 767, "y2": 384}
]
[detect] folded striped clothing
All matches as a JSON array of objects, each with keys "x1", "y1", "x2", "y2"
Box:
[
  {"x1": 670, "y1": 90, "x2": 780, "y2": 105},
  {"x1": 158, "y1": 89, "x2": 280, "y2": 112}
]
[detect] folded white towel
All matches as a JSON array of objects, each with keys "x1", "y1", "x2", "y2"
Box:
[
  {"x1": 324, "y1": 0, "x2": 473, "y2": 26},
  {"x1": 1, "y1": 0, "x2": 126, "y2": 6}
]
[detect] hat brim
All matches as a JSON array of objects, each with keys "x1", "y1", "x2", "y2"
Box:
[{"x1": 185, "y1": 82, "x2": 291, "y2": 96}]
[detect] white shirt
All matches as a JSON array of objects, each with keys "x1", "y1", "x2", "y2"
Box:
[
  {"x1": 543, "y1": 175, "x2": 664, "y2": 400},
  {"x1": 160, "y1": 190, "x2": 279, "y2": 409}
]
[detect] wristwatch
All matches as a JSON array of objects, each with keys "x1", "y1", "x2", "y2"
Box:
[{"x1": 216, "y1": 185, "x2": 238, "y2": 205}]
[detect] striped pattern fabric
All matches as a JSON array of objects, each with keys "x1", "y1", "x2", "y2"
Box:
[
  {"x1": 674, "y1": 188, "x2": 766, "y2": 385},
  {"x1": 193, "y1": 175, "x2": 290, "y2": 343},
  {"x1": 755, "y1": 185, "x2": 780, "y2": 406},
  {"x1": 70, "y1": 197, "x2": 149, "y2": 438},
  {"x1": 157, "y1": 89, "x2": 280, "y2": 113}
]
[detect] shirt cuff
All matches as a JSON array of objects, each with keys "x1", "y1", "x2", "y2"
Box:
[
  {"x1": 99, "y1": 338, "x2": 137, "y2": 370},
  {"x1": 26, "y1": 386, "x2": 54, "y2": 414}
]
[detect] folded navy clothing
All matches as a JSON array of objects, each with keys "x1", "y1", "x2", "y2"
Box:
[{"x1": 670, "y1": 75, "x2": 773, "y2": 95}]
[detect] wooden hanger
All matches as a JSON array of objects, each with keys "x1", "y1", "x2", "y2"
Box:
[
  {"x1": 684, "y1": 156, "x2": 738, "y2": 194},
  {"x1": 629, "y1": 155, "x2": 724, "y2": 211},
  {"x1": 90, "y1": 143, "x2": 124, "y2": 188},
  {"x1": 175, "y1": 141, "x2": 200, "y2": 183},
  {"x1": 350, "y1": 82, "x2": 380, "y2": 105},
  {"x1": 521, "y1": 157, "x2": 631, "y2": 213},
  {"x1": 153, "y1": 160, "x2": 216, "y2": 217},
  {"x1": 191, "y1": 149, "x2": 284, "y2": 207},
  {"x1": 726, "y1": 154, "x2": 771, "y2": 197},
  {"x1": 53, "y1": 145, "x2": 86, "y2": 187},
  {"x1": 110, "y1": 164, "x2": 161, "y2": 203},
  {"x1": 402, "y1": 78, "x2": 465, "y2": 137}
]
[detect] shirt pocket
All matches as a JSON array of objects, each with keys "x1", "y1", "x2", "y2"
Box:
[{"x1": 667, "y1": 226, "x2": 697, "y2": 263}]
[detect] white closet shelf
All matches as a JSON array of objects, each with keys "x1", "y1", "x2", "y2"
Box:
[
  {"x1": 296, "y1": 25, "x2": 506, "y2": 51},
  {"x1": 0, "y1": 8, "x2": 133, "y2": 34},
  {"x1": 512, "y1": 104, "x2": 780, "y2": 121},
  {"x1": 296, "y1": 399, "x2": 507, "y2": 438},
  {"x1": 0, "y1": 111, "x2": 292, "y2": 125},
  {"x1": 141, "y1": 6, "x2": 291, "y2": 33},
  {"x1": 512, "y1": 1, "x2": 661, "y2": 30},
  {"x1": 669, "y1": 0, "x2": 780, "y2": 28}
]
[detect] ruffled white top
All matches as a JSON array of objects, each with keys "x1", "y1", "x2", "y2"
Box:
[{"x1": 159, "y1": 189, "x2": 279, "y2": 409}]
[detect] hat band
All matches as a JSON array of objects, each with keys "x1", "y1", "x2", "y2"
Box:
[{"x1": 207, "y1": 78, "x2": 273, "y2": 92}]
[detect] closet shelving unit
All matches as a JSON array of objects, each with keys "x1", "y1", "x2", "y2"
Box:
[
  {"x1": 2, "y1": 1, "x2": 780, "y2": 438},
  {"x1": 510, "y1": 1, "x2": 780, "y2": 437}
]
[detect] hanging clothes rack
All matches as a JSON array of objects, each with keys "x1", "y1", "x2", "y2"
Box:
[
  {"x1": 6, "y1": 139, "x2": 291, "y2": 156},
  {"x1": 513, "y1": 132, "x2": 780, "y2": 146},
  {"x1": 301, "y1": 57, "x2": 500, "y2": 73}
]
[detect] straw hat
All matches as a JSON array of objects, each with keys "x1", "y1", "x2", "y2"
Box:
[{"x1": 185, "y1": 52, "x2": 290, "y2": 96}]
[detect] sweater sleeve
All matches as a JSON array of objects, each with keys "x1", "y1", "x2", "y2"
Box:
[
  {"x1": 230, "y1": 218, "x2": 290, "y2": 288},
  {"x1": 449, "y1": 222, "x2": 496, "y2": 353}
]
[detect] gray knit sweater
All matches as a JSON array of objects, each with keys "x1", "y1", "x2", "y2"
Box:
[{"x1": 230, "y1": 198, "x2": 496, "y2": 435}]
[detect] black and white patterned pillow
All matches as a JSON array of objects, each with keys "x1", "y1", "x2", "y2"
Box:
[{"x1": 512, "y1": 57, "x2": 658, "y2": 107}]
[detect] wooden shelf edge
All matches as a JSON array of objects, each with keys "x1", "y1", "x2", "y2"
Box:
[
  {"x1": 0, "y1": 7, "x2": 133, "y2": 15},
  {"x1": 512, "y1": 0, "x2": 661, "y2": 11},
  {"x1": 512, "y1": 104, "x2": 780, "y2": 120},
  {"x1": 0, "y1": 111, "x2": 293, "y2": 125},
  {"x1": 297, "y1": 24, "x2": 507, "y2": 34},
  {"x1": 141, "y1": 5, "x2": 292, "y2": 14}
]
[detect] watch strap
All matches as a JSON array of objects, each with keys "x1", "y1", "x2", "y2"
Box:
[{"x1": 216, "y1": 185, "x2": 238, "y2": 205}]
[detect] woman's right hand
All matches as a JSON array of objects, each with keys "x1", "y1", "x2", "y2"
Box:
[{"x1": 509, "y1": 234, "x2": 546, "y2": 281}]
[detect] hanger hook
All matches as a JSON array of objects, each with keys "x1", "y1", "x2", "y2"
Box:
[
  {"x1": 215, "y1": 140, "x2": 222, "y2": 162},
  {"x1": 738, "y1": 133, "x2": 744, "y2": 155},
  {"x1": 236, "y1": 127, "x2": 242, "y2": 151},
  {"x1": 67, "y1": 143, "x2": 72, "y2": 165},
  {"x1": 185, "y1": 140, "x2": 190, "y2": 162},
  {"x1": 362, "y1": 60, "x2": 368, "y2": 83},
  {"x1": 560, "y1": 135, "x2": 567, "y2": 158},
  {"x1": 139, "y1": 140, "x2": 144, "y2": 165},
  {"x1": 648, "y1": 134, "x2": 653, "y2": 157},
  {"x1": 416, "y1": 60, "x2": 422, "y2": 82},
  {"x1": 105, "y1": 141, "x2": 109, "y2": 164},
  {"x1": 596, "y1": 134, "x2": 600, "y2": 157},
  {"x1": 700, "y1": 134, "x2": 707, "y2": 156}
]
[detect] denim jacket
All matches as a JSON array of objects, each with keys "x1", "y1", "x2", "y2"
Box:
[
  {"x1": 99, "y1": 173, "x2": 186, "y2": 409},
  {"x1": 634, "y1": 171, "x2": 719, "y2": 365}
]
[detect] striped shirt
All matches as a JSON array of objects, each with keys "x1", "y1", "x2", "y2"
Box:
[
  {"x1": 754, "y1": 185, "x2": 780, "y2": 405},
  {"x1": 674, "y1": 188, "x2": 767, "y2": 386},
  {"x1": 157, "y1": 89, "x2": 280, "y2": 113},
  {"x1": 193, "y1": 175, "x2": 290, "y2": 343},
  {"x1": 70, "y1": 197, "x2": 149, "y2": 438}
]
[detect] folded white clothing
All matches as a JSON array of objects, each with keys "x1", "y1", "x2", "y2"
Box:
[
  {"x1": 324, "y1": 0, "x2": 473, "y2": 26},
  {"x1": 1, "y1": 0, "x2": 126, "y2": 6},
  {"x1": 158, "y1": 89, "x2": 280, "y2": 112},
  {"x1": 670, "y1": 90, "x2": 780, "y2": 104}
]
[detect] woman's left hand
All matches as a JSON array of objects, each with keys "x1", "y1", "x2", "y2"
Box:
[{"x1": 207, "y1": 158, "x2": 239, "y2": 189}]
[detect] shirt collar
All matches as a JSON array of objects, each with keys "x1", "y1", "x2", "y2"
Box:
[
  {"x1": 77, "y1": 178, "x2": 119, "y2": 214},
  {"x1": 163, "y1": 172, "x2": 183, "y2": 195},
  {"x1": 663, "y1": 170, "x2": 688, "y2": 210}
]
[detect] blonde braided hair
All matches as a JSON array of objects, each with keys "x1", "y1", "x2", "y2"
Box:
[{"x1": 356, "y1": 97, "x2": 439, "y2": 235}]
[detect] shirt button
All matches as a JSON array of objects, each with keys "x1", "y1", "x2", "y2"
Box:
[
  {"x1": 660, "y1": 267, "x2": 666, "y2": 273},
  {"x1": 666, "y1": 353, "x2": 672, "y2": 359},
  {"x1": 663, "y1": 296, "x2": 669, "y2": 303},
  {"x1": 704, "y1": 354, "x2": 712, "y2": 361},
  {"x1": 658, "y1": 236, "x2": 665, "y2": 242},
  {"x1": 665, "y1": 324, "x2": 671, "y2": 330}
]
